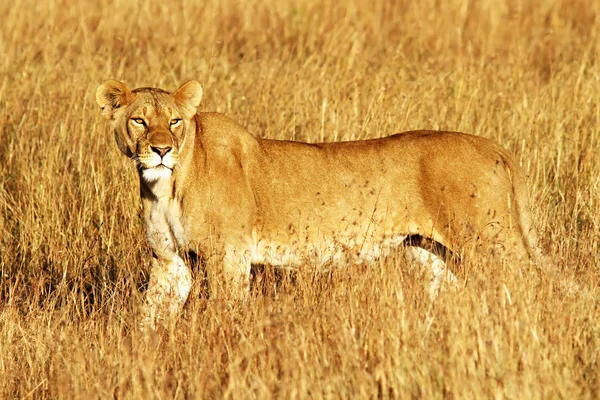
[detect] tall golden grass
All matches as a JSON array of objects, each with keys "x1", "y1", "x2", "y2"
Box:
[{"x1": 0, "y1": 0, "x2": 598, "y2": 397}]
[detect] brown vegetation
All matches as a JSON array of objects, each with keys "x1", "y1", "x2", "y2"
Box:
[{"x1": 0, "y1": 0, "x2": 598, "y2": 397}]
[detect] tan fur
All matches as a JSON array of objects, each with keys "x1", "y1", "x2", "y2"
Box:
[{"x1": 96, "y1": 80, "x2": 543, "y2": 329}]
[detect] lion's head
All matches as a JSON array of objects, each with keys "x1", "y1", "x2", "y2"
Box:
[{"x1": 96, "y1": 80, "x2": 203, "y2": 182}]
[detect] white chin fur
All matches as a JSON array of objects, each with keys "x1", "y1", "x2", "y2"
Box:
[{"x1": 142, "y1": 166, "x2": 173, "y2": 182}]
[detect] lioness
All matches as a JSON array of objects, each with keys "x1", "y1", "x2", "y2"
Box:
[{"x1": 96, "y1": 80, "x2": 543, "y2": 329}]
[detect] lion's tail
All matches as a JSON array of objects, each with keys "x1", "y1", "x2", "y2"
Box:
[{"x1": 501, "y1": 152, "x2": 547, "y2": 266}]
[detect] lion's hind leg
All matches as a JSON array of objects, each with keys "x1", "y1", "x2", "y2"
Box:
[{"x1": 403, "y1": 235, "x2": 458, "y2": 300}]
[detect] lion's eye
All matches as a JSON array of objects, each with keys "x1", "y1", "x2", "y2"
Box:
[
  {"x1": 132, "y1": 118, "x2": 146, "y2": 126},
  {"x1": 170, "y1": 119, "x2": 182, "y2": 127}
]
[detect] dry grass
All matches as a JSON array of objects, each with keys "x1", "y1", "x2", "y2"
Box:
[{"x1": 1, "y1": 0, "x2": 599, "y2": 397}]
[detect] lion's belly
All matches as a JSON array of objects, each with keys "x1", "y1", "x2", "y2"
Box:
[
  {"x1": 249, "y1": 232, "x2": 408, "y2": 268},
  {"x1": 247, "y1": 186, "x2": 444, "y2": 267}
]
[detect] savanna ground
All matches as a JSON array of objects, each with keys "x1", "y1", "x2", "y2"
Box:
[{"x1": 1, "y1": 0, "x2": 599, "y2": 398}]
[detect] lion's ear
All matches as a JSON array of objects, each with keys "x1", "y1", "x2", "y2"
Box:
[
  {"x1": 173, "y1": 80, "x2": 203, "y2": 116},
  {"x1": 96, "y1": 80, "x2": 133, "y2": 119}
]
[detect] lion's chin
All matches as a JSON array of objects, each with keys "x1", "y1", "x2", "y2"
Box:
[{"x1": 141, "y1": 165, "x2": 173, "y2": 182}]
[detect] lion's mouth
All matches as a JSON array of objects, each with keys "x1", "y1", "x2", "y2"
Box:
[
  {"x1": 140, "y1": 164, "x2": 174, "y2": 182},
  {"x1": 137, "y1": 161, "x2": 173, "y2": 171},
  {"x1": 154, "y1": 164, "x2": 173, "y2": 171}
]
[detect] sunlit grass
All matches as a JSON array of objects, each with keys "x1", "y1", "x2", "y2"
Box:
[{"x1": 0, "y1": 0, "x2": 599, "y2": 397}]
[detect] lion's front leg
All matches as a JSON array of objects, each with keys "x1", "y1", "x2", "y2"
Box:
[
  {"x1": 141, "y1": 254, "x2": 193, "y2": 330},
  {"x1": 212, "y1": 246, "x2": 252, "y2": 303}
]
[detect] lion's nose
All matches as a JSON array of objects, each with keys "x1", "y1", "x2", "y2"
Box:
[{"x1": 151, "y1": 146, "x2": 172, "y2": 158}]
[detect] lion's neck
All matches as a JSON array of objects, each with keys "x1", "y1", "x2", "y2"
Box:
[
  {"x1": 177, "y1": 115, "x2": 199, "y2": 179},
  {"x1": 140, "y1": 174, "x2": 174, "y2": 200},
  {"x1": 140, "y1": 174, "x2": 186, "y2": 256}
]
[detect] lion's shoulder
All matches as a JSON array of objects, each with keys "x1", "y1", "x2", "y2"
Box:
[
  {"x1": 196, "y1": 112, "x2": 248, "y2": 133},
  {"x1": 194, "y1": 112, "x2": 260, "y2": 162}
]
